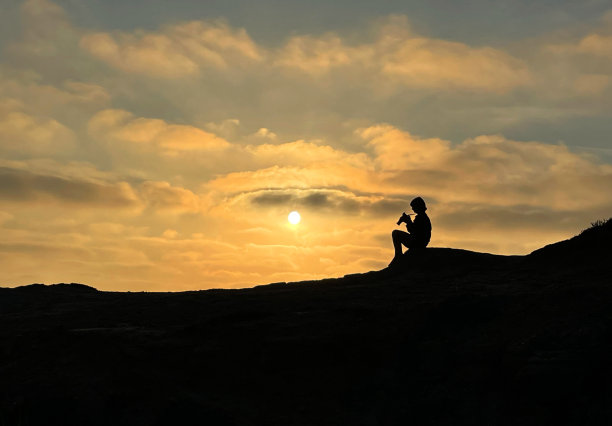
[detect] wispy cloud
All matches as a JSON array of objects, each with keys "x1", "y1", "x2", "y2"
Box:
[
  {"x1": 0, "y1": 111, "x2": 75, "y2": 156},
  {"x1": 276, "y1": 16, "x2": 531, "y2": 92},
  {"x1": 79, "y1": 14, "x2": 530, "y2": 92},
  {"x1": 80, "y1": 20, "x2": 263, "y2": 78},
  {"x1": 88, "y1": 109, "x2": 231, "y2": 155}
]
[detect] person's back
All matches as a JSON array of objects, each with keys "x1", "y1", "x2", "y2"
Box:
[{"x1": 408, "y1": 211, "x2": 431, "y2": 248}]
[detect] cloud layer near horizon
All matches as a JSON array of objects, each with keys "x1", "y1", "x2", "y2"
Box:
[{"x1": 0, "y1": 0, "x2": 611, "y2": 290}]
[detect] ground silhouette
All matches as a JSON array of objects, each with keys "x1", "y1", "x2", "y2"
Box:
[{"x1": 1, "y1": 219, "x2": 611, "y2": 425}]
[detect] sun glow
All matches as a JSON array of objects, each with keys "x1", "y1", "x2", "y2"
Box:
[{"x1": 288, "y1": 211, "x2": 301, "y2": 225}]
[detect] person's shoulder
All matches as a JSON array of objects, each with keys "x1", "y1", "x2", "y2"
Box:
[{"x1": 419, "y1": 212, "x2": 431, "y2": 223}]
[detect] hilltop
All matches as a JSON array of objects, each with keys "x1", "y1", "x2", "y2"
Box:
[{"x1": 1, "y1": 219, "x2": 611, "y2": 425}]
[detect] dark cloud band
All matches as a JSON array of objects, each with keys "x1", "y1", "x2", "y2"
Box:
[
  {"x1": 0, "y1": 167, "x2": 137, "y2": 207},
  {"x1": 249, "y1": 188, "x2": 413, "y2": 216}
]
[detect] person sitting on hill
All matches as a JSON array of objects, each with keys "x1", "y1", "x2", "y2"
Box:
[{"x1": 389, "y1": 197, "x2": 432, "y2": 267}]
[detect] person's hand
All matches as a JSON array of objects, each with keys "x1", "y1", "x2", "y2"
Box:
[{"x1": 397, "y1": 212, "x2": 409, "y2": 225}]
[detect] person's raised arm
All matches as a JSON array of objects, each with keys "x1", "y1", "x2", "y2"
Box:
[
  {"x1": 397, "y1": 212, "x2": 415, "y2": 233},
  {"x1": 405, "y1": 215, "x2": 414, "y2": 233}
]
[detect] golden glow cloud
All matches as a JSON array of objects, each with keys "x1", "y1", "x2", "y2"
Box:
[{"x1": 89, "y1": 109, "x2": 231, "y2": 155}]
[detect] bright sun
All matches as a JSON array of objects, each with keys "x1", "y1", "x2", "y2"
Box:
[{"x1": 288, "y1": 211, "x2": 301, "y2": 225}]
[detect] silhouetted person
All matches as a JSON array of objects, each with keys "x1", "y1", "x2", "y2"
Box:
[{"x1": 389, "y1": 197, "x2": 431, "y2": 267}]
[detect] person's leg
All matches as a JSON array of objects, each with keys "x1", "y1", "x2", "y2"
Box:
[{"x1": 392, "y1": 230, "x2": 412, "y2": 258}]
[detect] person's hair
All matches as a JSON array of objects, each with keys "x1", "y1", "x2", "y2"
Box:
[{"x1": 410, "y1": 197, "x2": 427, "y2": 212}]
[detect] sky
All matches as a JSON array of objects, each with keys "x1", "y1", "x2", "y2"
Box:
[{"x1": 1, "y1": 0, "x2": 611, "y2": 291}]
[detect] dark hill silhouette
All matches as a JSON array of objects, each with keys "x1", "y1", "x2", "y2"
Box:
[
  {"x1": 530, "y1": 218, "x2": 612, "y2": 263},
  {"x1": 1, "y1": 219, "x2": 612, "y2": 425}
]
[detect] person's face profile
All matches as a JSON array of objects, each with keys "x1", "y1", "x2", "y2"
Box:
[{"x1": 411, "y1": 203, "x2": 425, "y2": 214}]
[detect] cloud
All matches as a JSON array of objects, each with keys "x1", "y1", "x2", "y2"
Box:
[
  {"x1": 251, "y1": 127, "x2": 277, "y2": 141},
  {"x1": 208, "y1": 124, "x2": 612, "y2": 219},
  {"x1": 88, "y1": 109, "x2": 231, "y2": 154},
  {"x1": 162, "y1": 229, "x2": 179, "y2": 239},
  {"x1": 0, "y1": 166, "x2": 139, "y2": 207},
  {"x1": 540, "y1": 17, "x2": 612, "y2": 98},
  {"x1": 0, "y1": 73, "x2": 110, "y2": 114},
  {"x1": 14, "y1": 0, "x2": 75, "y2": 58},
  {"x1": 0, "y1": 158, "x2": 126, "y2": 184},
  {"x1": 88, "y1": 110, "x2": 371, "y2": 187},
  {"x1": 205, "y1": 118, "x2": 241, "y2": 140},
  {"x1": 575, "y1": 33, "x2": 612, "y2": 57},
  {"x1": 250, "y1": 191, "x2": 294, "y2": 206},
  {"x1": 0, "y1": 162, "x2": 206, "y2": 215},
  {"x1": 0, "y1": 211, "x2": 13, "y2": 225},
  {"x1": 0, "y1": 110, "x2": 76, "y2": 156},
  {"x1": 360, "y1": 124, "x2": 450, "y2": 170},
  {"x1": 77, "y1": 11, "x2": 529, "y2": 92},
  {"x1": 573, "y1": 74, "x2": 611, "y2": 95},
  {"x1": 80, "y1": 20, "x2": 263, "y2": 77},
  {"x1": 139, "y1": 181, "x2": 201, "y2": 213},
  {"x1": 248, "y1": 188, "x2": 410, "y2": 217},
  {"x1": 434, "y1": 202, "x2": 612, "y2": 233},
  {"x1": 246, "y1": 140, "x2": 372, "y2": 169},
  {"x1": 274, "y1": 34, "x2": 361, "y2": 75},
  {"x1": 379, "y1": 38, "x2": 530, "y2": 92},
  {"x1": 88, "y1": 222, "x2": 134, "y2": 236},
  {"x1": 206, "y1": 163, "x2": 375, "y2": 195},
  {"x1": 275, "y1": 16, "x2": 531, "y2": 92},
  {"x1": 362, "y1": 127, "x2": 612, "y2": 210}
]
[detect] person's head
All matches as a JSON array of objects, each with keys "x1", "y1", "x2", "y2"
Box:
[{"x1": 410, "y1": 197, "x2": 427, "y2": 214}]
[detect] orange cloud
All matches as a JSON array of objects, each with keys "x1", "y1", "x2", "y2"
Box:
[
  {"x1": 360, "y1": 125, "x2": 450, "y2": 170},
  {"x1": 208, "y1": 125, "x2": 612, "y2": 218},
  {"x1": 246, "y1": 140, "x2": 372, "y2": 169},
  {"x1": 576, "y1": 33, "x2": 612, "y2": 57},
  {"x1": 380, "y1": 38, "x2": 530, "y2": 92},
  {"x1": 0, "y1": 110, "x2": 75, "y2": 156},
  {"x1": 88, "y1": 109, "x2": 230, "y2": 154},
  {"x1": 275, "y1": 16, "x2": 531, "y2": 92},
  {"x1": 0, "y1": 75, "x2": 110, "y2": 114},
  {"x1": 360, "y1": 127, "x2": 612, "y2": 210},
  {"x1": 78, "y1": 12, "x2": 530, "y2": 92},
  {"x1": 274, "y1": 34, "x2": 361, "y2": 74},
  {"x1": 206, "y1": 164, "x2": 375, "y2": 195},
  {"x1": 139, "y1": 181, "x2": 202, "y2": 213},
  {"x1": 0, "y1": 211, "x2": 13, "y2": 225},
  {"x1": 80, "y1": 20, "x2": 263, "y2": 77},
  {"x1": 541, "y1": 18, "x2": 612, "y2": 97}
]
